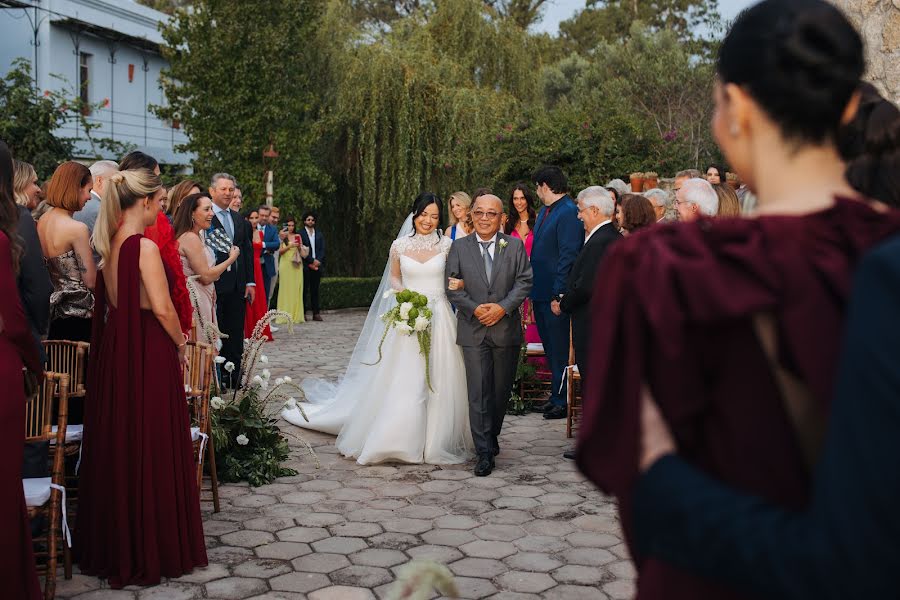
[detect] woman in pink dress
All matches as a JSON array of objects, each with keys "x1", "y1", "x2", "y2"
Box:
[{"x1": 505, "y1": 184, "x2": 547, "y2": 377}]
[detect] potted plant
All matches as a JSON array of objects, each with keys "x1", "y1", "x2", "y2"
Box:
[
  {"x1": 629, "y1": 172, "x2": 645, "y2": 192},
  {"x1": 642, "y1": 171, "x2": 659, "y2": 190}
]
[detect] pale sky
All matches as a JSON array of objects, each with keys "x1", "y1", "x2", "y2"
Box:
[{"x1": 534, "y1": 0, "x2": 758, "y2": 35}]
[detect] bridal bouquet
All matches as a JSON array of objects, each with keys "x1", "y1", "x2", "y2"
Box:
[{"x1": 369, "y1": 289, "x2": 434, "y2": 391}]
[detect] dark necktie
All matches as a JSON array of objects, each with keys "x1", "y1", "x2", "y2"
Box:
[{"x1": 480, "y1": 240, "x2": 494, "y2": 281}]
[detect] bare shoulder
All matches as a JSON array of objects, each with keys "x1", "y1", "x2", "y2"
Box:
[{"x1": 139, "y1": 237, "x2": 161, "y2": 257}]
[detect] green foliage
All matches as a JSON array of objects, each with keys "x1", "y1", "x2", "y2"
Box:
[
  {"x1": 0, "y1": 59, "x2": 131, "y2": 180},
  {"x1": 212, "y1": 386, "x2": 298, "y2": 487},
  {"x1": 155, "y1": 0, "x2": 330, "y2": 215},
  {"x1": 319, "y1": 277, "x2": 383, "y2": 309}
]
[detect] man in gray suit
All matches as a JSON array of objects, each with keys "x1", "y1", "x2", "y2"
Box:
[
  {"x1": 74, "y1": 160, "x2": 118, "y2": 236},
  {"x1": 446, "y1": 194, "x2": 533, "y2": 476}
]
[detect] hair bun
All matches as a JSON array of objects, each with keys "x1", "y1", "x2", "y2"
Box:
[{"x1": 109, "y1": 172, "x2": 125, "y2": 185}]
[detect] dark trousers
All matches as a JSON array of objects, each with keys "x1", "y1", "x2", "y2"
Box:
[
  {"x1": 533, "y1": 300, "x2": 570, "y2": 407},
  {"x1": 461, "y1": 341, "x2": 519, "y2": 457},
  {"x1": 216, "y1": 290, "x2": 247, "y2": 388},
  {"x1": 304, "y1": 268, "x2": 322, "y2": 314}
]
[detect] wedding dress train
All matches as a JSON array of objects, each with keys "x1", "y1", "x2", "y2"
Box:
[{"x1": 282, "y1": 226, "x2": 473, "y2": 465}]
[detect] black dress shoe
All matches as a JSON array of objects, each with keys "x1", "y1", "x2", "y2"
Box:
[
  {"x1": 563, "y1": 450, "x2": 576, "y2": 460},
  {"x1": 530, "y1": 401, "x2": 550, "y2": 413},
  {"x1": 474, "y1": 455, "x2": 493, "y2": 477},
  {"x1": 544, "y1": 405, "x2": 567, "y2": 420}
]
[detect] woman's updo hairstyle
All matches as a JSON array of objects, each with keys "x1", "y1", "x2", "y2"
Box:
[
  {"x1": 93, "y1": 169, "x2": 163, "y2": 267},
  {"x1": 718, "y1": 0, "x2": 864, "y2": 145},
  {"x1": 409, "y1": 192, "x2": 443, "y2": 236},
  {"x1": 838, "y1": 83, "x2": 900, "y2": 207}
]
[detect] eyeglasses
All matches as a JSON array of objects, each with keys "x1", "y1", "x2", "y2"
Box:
[{"x1": 472, "y1": 210, "x2": 501, "y2": 220}]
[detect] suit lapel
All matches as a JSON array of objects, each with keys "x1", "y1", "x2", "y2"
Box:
[
  {"x1": 468, "y1": 235, "x2": 489, "y2": 287},
  {"x1": 490, "y1": 233, "x2": 510, "y2": 285}
]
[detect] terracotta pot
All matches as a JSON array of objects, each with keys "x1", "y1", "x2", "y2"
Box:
[
  {"x1": 642, "y1": 177, "x2": 659, "y2": 191},
  {"x1": 630, "y1": 176, "x2": 644, "y2": 192}
]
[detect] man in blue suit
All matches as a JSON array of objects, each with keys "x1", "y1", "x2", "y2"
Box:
[
  {"x1": 257, "y1": 205, "x2": 280, "y2": 307},
  {"x1": 529, "y1": 166, "x2": 584, "y2": 419}
]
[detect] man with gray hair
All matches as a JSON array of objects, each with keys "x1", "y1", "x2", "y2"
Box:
[
  {"x1": 560, "y1": 186, "x2": 622, "y2": 459},
  {"x1": 604, "y1": 178, "x2": 630, "y2": 200},
  {"x1": 643, "y1": 188, "x2": 671, "y2": 223},
  {"x1": 673, "y1": 169, "x2": 702, "y2": 198},
  {"x1": 675, "y1": 178, "x2": 719, "y2": 222},
  {"x1": 74, "y1": 159, "x2": 118, "y2": 235}
]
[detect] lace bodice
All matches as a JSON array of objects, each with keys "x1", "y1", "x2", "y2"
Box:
[{"x1": 389, "y1": 233, "x2": 451, "y2": 295}]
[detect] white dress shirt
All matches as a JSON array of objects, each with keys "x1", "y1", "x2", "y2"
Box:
[
  {"x1": 306, "y1": 227, "x2": 317, "y2": 260},
  {"x1": 212, "y1": 202, "x2": 234, "y2": 239},
  {"x1": 476, "y1": 232, "x2": 499, "y2": 261},
  {"x1": 584, "y1": 219, "x2": 612, "y2": 245}
]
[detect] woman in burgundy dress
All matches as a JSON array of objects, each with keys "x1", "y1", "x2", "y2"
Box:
[
  {"x1": 0, "y1": 140, "x2": 42, "y2": 599},
  {"x1": 576, "y1": 2, "x2": 900, "y2": 599},
  {"x1": 76, "y1": 168, "x2": 207, "y2": 587},
  {"x1": 243, "y1": 209, "x2": 273, "y2": 340}
]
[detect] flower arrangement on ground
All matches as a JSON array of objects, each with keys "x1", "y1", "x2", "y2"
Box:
[
  {"x1": 369, "y1": 288, "x2": 434, "y2": 391},
  {"x1": 210, "y1": 310, "x2": 318, "y2": 486}
]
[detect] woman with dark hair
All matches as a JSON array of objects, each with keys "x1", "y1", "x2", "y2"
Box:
[
  {"x1": 242, "y1": 208, "x2": 272, "y2": 340},
  {"x1": 616, "y1": 193, "x2": 656, "y2": 235},
  {"x1": 38, "y1": 161, "x2": 96, "y2": 342},
  {"x1": 173, "y1": 192, "x2": 238, "y2": 346},
  {"x1": 77, "y1": 169, "x2": 207, "y2": 587},
  {"x1": 705, "y1": 163, "x2": 725, "y2": 185},
  {"x1": 0, "y1": 141, "x2": 43, "y2": 600},
  {"x1": 283, "y1": 192, "x2": 473, "y2": 465},
  {"x1": 839, "y1": 82, "x2": 900, "y2": 207},
  {"x1": 576, "y1": 1, "x2": 900, "y2": 598},
  {"x1": 119, "y1": 151, "x2": 193, "y2": 336},
  {"x1": 166, "y1": 179, "x2": 201, "y2": 220},
  {"x1": 275, "y1": 216, "x2": 306, "y2": 325}
]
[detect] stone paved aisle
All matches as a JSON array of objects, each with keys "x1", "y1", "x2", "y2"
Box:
[{"x1": 56, "y1": 309, "x2": 635, "y2": 600}]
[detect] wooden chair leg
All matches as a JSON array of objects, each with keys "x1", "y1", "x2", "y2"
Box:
[{"x1": 208, "y1": 439, "x2": 220, "y2": 513}]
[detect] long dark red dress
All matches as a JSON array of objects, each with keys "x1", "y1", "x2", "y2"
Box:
[
  {"x1": 576, "y1": 198, "x2": 900, "y2": 599},
  {"x1": 0, "y1": 231, "x2": 42, "y2": 600},
  {"x1": 244, "y1": 234, "x2": 273, "y2": 341},
  {"x1": 76, "y1": 234, "x2": 207, "y2": 587}
]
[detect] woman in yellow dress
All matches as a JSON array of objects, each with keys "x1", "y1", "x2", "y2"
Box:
[{"x1": 276, "y1": 216, "x2": 305, "y2": 324}]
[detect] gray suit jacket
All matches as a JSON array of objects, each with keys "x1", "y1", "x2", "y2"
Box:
[
  {"x1": 446, "y1": 232, "x2": 533, "y2": 347},
  {"x1": 74, "y1": 191, "x2": 101, "y2": 235}
]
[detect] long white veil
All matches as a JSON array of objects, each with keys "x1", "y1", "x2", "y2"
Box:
[{"x1": 290, "y1": 213, "x2": 415, "y2": 434}]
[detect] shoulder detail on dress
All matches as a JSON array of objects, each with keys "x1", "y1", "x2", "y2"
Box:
[{"x1": 440, "y1": 236, "x2": 453, "y2": 253}]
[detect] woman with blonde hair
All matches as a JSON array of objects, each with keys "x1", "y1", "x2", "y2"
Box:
[
  {"x1": 13, "y1": 160, "x2": 40, "y2": 210},
  {"x1": 713, "y1": 183, "x2": 742, "y2": 217},
  {"x1": 77, "y1": 168, "x2": 207, "y2": 587},
  {"x1": 444, "y1": 191, "x2": 473, "y2": 240},
  {"x1": 37, "y1": 161, "x2": 96, "y2": 342}
]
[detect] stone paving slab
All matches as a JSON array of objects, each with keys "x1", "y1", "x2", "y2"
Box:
[{"x1": 55, "y1": 309, "x2": 635, "y2": 599}]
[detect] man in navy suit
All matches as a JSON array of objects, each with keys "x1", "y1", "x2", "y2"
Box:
[
  {"x1": 256, "y1": 205, "x2": 280, "y2": 307},
  {"x1": 529, "y1": 166, "x2": 584, "y2": 419},
  {"x1": 299, "y1": 210, "x2": 325, "y2": 321}
]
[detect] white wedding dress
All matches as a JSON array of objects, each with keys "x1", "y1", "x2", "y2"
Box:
[{"x1": 281, "y1": 224, "x2": 474, "y2": 465}]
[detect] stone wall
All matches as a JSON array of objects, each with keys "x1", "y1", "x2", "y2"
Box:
[{"x1": 832, "y1": 0, "x2": 900, "y2": 104}]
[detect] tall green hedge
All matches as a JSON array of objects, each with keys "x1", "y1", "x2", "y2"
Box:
[{"x1": 319, "y1": 277, "x2": 382, "y2": 310}]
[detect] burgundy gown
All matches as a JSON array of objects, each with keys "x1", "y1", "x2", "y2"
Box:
[
  {"x1": 577, "y1": 198, "x2": 900, "y2": 599},
  {"x1": 0, "y1": 231, "x2": 42, "y2": 600},
  {"x1": 76, "y1": 234, "x2": 207, "y2": 587},
  {"x1": 244, "y1": 234, "x2": 273, "y2": 341}
]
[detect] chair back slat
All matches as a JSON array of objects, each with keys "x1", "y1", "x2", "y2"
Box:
[
  {"x1": 25, "y1": 372, "x2": 69, "y2": 444},
  {"x1": 42, "y1": 341, "x2": 89, "y2": 396},
  {"x1": 184, "y1": 342, "x2": 214, "y2": 430}
]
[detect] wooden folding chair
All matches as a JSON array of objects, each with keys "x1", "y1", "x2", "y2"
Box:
[
  {"x1": 24, "y1": 372, "x2": 70, "y2": 599},
  {"x1": 566, "y1": 324, "x2": 582, "y2": 439},
  {"x1": 519, "y1": 302, "x2": 552, "y2": 403},
  {"x1": 183, "y1": 341, "x2": 220, "y2": 512}
]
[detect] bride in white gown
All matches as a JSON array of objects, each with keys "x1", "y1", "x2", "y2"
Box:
[{"x1": 281, "y1": 194, "x2": 474, "y2": 465}]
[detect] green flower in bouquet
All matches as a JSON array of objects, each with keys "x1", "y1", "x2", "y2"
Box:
[{"x1": 367, "y1": 288, "x2": 434, "y2": 391}]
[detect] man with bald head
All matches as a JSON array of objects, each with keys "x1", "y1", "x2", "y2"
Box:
[{"x1": 447, "y1": 192, "x2": 533, "y2": 477}]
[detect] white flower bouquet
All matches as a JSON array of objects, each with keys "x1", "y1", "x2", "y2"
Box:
[{"x1": 369, "y1": 288, "x2": 434, "y2": 391}]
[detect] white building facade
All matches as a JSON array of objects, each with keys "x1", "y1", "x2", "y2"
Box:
[{"x1": 0, "y1": 0, "x2": 192, "y2": 165}]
